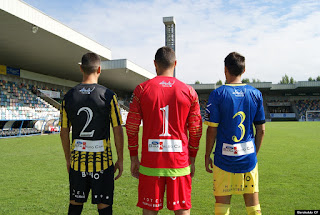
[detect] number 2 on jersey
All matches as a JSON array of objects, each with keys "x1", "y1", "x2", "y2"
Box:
[
  {"x1": 232, "y1": 111, "x2": 246, "y2": 142},
  {"x1": 159, "y1": 105, "x2": 171, "y2": 137},
  {"x1": 77, "y1": 107, "x2": 95, "y2": 137}
]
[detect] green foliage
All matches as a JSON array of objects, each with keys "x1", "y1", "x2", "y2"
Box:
[
  {"x1": 216, "y1": 80, "x2": 223, "y2": 85},
  {"x1": 308, "y1": 77, "x2": 315, "y2": 82},
  {"x1": 317, "y1": 76, "x2": 320, "y2": 81},
  {"x1": 242, "y1": 78, "x2": 250, "y2": 83},
  {"x1": 280, "y1": 74, "x2": 295, "y2": 84},
  {"x1": 1, "y1": 123, "x2": 320, "y2": 214},
  {"x1": 195, "y1": 80, "x2": 200, "y2": 84}
]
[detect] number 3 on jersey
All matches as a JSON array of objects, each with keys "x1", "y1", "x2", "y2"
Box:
[
  {"x1": 77, "y1": 107, "x2": 95, "y2": 137},
  {"x1": 232, "y1": 111, "x2": 246, "y2": 142},
  {"x1": 159, "y1": 105, "x2": 171, "y2": 137}
]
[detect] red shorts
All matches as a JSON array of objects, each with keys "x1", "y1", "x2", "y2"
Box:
[{"x1": 137, "y1": 174, "x2": 192, "y2": 211}]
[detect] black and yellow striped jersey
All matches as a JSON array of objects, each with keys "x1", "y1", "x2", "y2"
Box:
[{"x1": 60, "y1": 83, "x2": 122, "y2": 172}]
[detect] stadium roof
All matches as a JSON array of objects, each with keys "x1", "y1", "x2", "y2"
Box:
[
  {"x1": 191, "y1": 81, "x2": 320, "y2": 95},
  {"x1": 0, "y1": 0, "x2": 155, "y2": 92}
]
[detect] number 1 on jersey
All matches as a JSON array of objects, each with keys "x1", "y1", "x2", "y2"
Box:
[{"x1": 159, "y1": 105, "x2": 171, "y2": 137}]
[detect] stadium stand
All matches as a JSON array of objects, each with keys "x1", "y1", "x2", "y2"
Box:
[
  {"x1": 294, "y1": 99, "x2": 320, "y2": 121},
  {"x1": 0, "y1": 77, "x2": 60, "y2": 138}
]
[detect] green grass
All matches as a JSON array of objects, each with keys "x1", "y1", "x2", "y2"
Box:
[{"x1": 0, "y1": 122, "x2": 319, "y2": 214}]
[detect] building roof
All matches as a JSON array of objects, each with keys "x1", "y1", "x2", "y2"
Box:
[{"x1": 0, "y1": 0, "x2": 155, "y2": 92}]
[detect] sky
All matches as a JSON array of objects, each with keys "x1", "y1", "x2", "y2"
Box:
[{"x1": 23, "y1": 0, "x2": 320, "y2": 84}]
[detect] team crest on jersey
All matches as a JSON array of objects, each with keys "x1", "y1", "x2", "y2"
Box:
[
  {"x1": 79, "y1": 87, "x2": 95, "y2": 94},
  {"x1": 232, "y1": 89, "x2": 245, "y2": 97},
  {"x1": 159, "y1": 81, "x2": 175, "y2": 87}
]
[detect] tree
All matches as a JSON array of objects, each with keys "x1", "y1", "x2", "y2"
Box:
[
  {"x1": 289, "y1": 77, "x2": 296, "y2": 84},
  {"x1": 252, "y1": 79, "x2": 256, "y2": 83},
  {"x1": 317, "y1": 76, "x2": 320, "y2": 81},
  {"x1": 195, "y1": 80, "x2": 200, "y2": 84},
  {"x1": 308, "y1": 77, "x2": 315, "y2": 82},
  {"x1": 279, "y1": 74, "x2": 290, "y2": 84},
  {"x1": 216, "y1": 80, "x2": 223, "y2": 85},
  {"x1": 242, "y1": 78, "x2": 250, "y2": 83}
]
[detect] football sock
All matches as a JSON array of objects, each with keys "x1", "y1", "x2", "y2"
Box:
[
  {"x1": 98, "y1": 205, "x2": 112, "y2": 215},
  {"x1": 246, "y1": 204, "x2": 261, "y2": 215},
  {"x1": 215, "y1": 203, "x2": 230, "y2": 215},
  {"x1": 68, "y1": 204, "x2": 83, "y2": 215}
]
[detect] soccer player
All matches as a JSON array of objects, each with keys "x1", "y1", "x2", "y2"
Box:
[
  {"x1": 126, "y1": 47, "x2": 202, "y2": 215},
  {"x1": 60, "y1": 53, "x2": 124, "y2": 215},
  {"x1": 205, "y1": 52, "x2": 265, "y2": 215}
]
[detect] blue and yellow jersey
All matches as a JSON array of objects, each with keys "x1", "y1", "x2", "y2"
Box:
[
  {"x1": 60, "y1": 83, "x2": 122, "y2": 173},
  {"x1": 205, "y1": 84, "x2": 265, "y2": 173}
]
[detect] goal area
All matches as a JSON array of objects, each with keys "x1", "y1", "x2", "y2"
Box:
[{"x1": 305, "y1": 110, "x2": 320, "y2": 121}]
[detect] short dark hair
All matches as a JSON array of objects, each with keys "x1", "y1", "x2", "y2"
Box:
[
  {"x1": 155, "y1": 46, "x2": 176, "y2": 70},
  {"x1": 80, "y1": 52, "x2": 101, "y2": 74},
  {"x1": 224, "y1": 52, "x2": 245, "y2": 76}
]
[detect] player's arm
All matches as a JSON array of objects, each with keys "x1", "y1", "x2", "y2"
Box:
[
  {"x1": 59, "y1": 100, "x2": 71, "y2": 173},
  {"x1": 205, "y1": 126, "x2": 217, "y2": 173},
  {"x1": 204, "y1": 90, "x2": 220, "y2": 173},
  {"x1": 254, "y1": 123, "x2": 265, "y2": 155},
  {"x1": 110, "y1": 95, "x2": 124, "y2": 180},
  {"x1": 126, "y1": 86, "x2": 143, "y2": 179},
  {"x1": 187, "y1": 88, "x2": 202, "y2": 178},
  {"x1": 254, "y1": 91, "x2": 266, "y2": 155}
]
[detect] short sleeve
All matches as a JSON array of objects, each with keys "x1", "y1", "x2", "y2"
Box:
[
  {"x1": 59, "y1": 99, "x2": 70, "y2": 128},
  {"x1": 253, "y1": 91, "x2": 265, "y2": 125},
  {"x1": 110, "y1": 94, "x2": 123, "y2": 127},
  {"x1": 204, "y1": 90, "x2": 220, "y2": 127}
]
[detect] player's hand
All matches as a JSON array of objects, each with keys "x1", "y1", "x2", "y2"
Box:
[
  {"x1": 190, "y1": 157, "x2": 196, "y2": 178},
  {"x1": 130, "y1": 156, "x2": 140, "y2": 179},
  {"x1": 114, "y1": 159, "x2": 123, "y2": 180},
  {"x1": 205, "y1": 155, "x2": 213, "y2": 173},
  {"x1": 66, "y1": 160, "x2": 70, "y2": 173}
]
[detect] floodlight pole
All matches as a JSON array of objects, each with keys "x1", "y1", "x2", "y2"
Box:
[{"x1": 163, "y1": 16, "x2": 176, "y2": 77}]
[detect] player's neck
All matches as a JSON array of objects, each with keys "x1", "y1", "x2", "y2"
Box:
[
  {"x1": 82, "y1": 75, "x2": 98, "y2": 84},
  {"x1": 157, "y1": 70, "x2": 174, "y2": 77},
  {"x1": 227, "y1": 76, "x2": 242, "y2": 84}
]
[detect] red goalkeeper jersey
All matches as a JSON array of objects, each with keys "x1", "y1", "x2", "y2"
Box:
[{"x1": 126, "y1": 76, "x2": 202, "y2": 177}]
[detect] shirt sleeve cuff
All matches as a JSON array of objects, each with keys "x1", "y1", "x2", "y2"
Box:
[
  {"x1": 189, "y1": 150, "x2": 198, "y2": 157},
  {"x1": 129, "y1": 150, "x2": 138, "y2": 157},
  {"x1": 204, "y1": 121, "x2": 219, "y2": 127}
]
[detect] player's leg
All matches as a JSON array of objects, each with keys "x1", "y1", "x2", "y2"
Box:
[
  {"x1": 91, "y1": 166, "x2": 114, "y2": 215},
  {"x1": 213, "y1": 165, "x2": 233, "y2": 215},
  {"x1": 68, "y1": 169, "x2": 90, "y2": 215},
  {"x1": 243, "y1": 164, "x2": 261, "y2": 215},
  {"x1": 243, "y1": 193, "x2": 261, "y2": 215},
  {"x1": 166, "y1": 175, "x2": 192, "y2": 214},
  {"x1": 214, "y1": 195, "x2": 232, "y2": 215},
  {"x1": 174, "y1": 209, "x2": 190, "y2": 215},
  {"x1": 137, "y1": 174, "x2": 165, "y2": 214},
  {"x1": 68, "y1": 201, "x2": 84, "y2": 215},
  {"x1": 143, "y1": 209, "x2": 159, "y2": 215}
]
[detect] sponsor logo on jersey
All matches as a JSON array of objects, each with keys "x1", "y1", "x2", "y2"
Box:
[
  {"x1": 232, "y1": 89, "x2": 245, "y2": 97},
  {"x1": 148, "y1": 139, "x2": 182, "y2": 152},
  {"x1": 222, "y1": 141, "x2": 254, "y2": 156},
  {"x1": 74, "y1": 139, "x2": 104, "y2": 152},
  {"x1": 79, "y1": 87, "x2": 95, "y2": 94},
  {"x1": 159, "y1": 81, "x2": 175, "y2": 87}
]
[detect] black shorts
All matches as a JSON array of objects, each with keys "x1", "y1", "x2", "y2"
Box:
[{"x1": 69, "y1": 165, "x2": 114, "y2": 205}]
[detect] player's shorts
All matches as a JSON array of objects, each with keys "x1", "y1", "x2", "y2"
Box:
[
  {"x1": 69, "y1": 165, "x2": 114, "y2": 205},
  {"x1": 213, "y1": 163, "x2": 259, "y2": 196},
  {"x1": 137, "y1": 173, "x2": 192, "y2": 211}
]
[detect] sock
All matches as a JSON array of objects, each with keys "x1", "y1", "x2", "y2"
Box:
[
  {"x1": 98, "y1": 205, "x2": 112, "y2": 215},
  {"x1": 215, "y1": 203, "x2": 230, "y2": 215},
  {"x1": 68, "y1": 204, "x2": 83, "y2": 215},
  {"x1": 246, "y1": 204, "x2": 261, "y2": 215}
]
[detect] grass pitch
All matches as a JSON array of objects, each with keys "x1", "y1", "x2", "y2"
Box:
[{"x1": 0, "y1": 122, "x2": 319, "y2": 214}]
